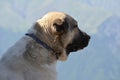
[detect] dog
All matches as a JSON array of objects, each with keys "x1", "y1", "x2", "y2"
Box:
[{"x1": 0, "y1": 12, "x2": 90, "y2": 80}]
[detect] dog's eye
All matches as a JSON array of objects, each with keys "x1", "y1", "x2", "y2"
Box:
[{"x1": 73, "y1": 25, "x2": 77, "y2": 28}]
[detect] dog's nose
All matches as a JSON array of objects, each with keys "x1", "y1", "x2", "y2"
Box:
[
  {"x1": 85, "y1": 33, "x2": 90, "y2": 40},
  {"x1": 81, "y1": 32, "x2": 90, "y2": 40}
]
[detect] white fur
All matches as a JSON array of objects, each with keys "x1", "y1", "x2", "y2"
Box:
[{"x1": 0, "y1": 35, "x2": 57, "y2": 80}]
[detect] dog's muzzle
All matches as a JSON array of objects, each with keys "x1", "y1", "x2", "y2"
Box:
[{"x1": 66, "y1": 30, "x2": 90, "y2": 55}]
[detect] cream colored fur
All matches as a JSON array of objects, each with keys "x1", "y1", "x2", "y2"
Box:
[{"x1": 0, "y1": 12, "x2": 78, "y2": 80}]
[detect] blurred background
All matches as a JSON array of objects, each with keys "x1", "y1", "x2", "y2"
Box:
[{"x1": 0, "y1": 0, "x2": 120, "y2": 80}]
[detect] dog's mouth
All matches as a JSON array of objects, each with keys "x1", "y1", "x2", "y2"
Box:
[
  {"x1": 66, "y1": 44, "x2": 80, "y2": 55},
  {"x1": 66, "y1": 43, "x2": 88, "y2": 55},
  {"x1": 66, "y1": 35, "x2": 90, "y2": 55}
]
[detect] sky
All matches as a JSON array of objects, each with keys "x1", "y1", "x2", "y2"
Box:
[{"x1": 0, "y1": 0, "x2": 120, "y2": 80}]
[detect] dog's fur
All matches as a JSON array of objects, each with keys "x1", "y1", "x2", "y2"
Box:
[{"x1": 0, "y1": 12, "x2": 90, "y2": 80}]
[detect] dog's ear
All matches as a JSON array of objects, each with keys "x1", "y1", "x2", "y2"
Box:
[{"x1": 53, "y1": 18, "x2": 68, "y2": 35}]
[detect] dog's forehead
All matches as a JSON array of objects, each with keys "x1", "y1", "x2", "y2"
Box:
[{"x1": 42, "y1": 12, "x2": 77, "y2": 23}]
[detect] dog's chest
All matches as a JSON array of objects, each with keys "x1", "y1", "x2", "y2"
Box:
[{"x1": 23, "y1": 64, "x2": 57, "y2": 80}]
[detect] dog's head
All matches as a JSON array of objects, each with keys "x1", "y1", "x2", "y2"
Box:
[{"x1": 34, "y1": 12, "x2": 90, "y2": 61}]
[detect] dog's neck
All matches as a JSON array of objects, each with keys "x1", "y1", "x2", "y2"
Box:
[
  {"x1": 25, "y1": 33, "x2": 54, "y2": 52},
  {"x1": 23, "y1": 36, "x2": 57, "y2": 67},
  {"x1": 25, "y1": 23, "x2": 60, "y2": 62},
  {"x1": 27, "y1": 22, "x2": 68, "y2": 61},
  {"x1": 25, "y1": 33, "x2": 61, "y2": 60}
]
